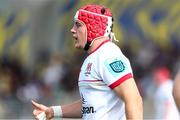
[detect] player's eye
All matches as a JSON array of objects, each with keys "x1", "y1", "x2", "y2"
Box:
[{"x1": 75, "y1": 21, "x2": 81, "y2": 28}]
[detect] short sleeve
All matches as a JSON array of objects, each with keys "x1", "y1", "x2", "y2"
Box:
[{"x1": 99, "y1": 51, "x2": 133, "y2": 89}]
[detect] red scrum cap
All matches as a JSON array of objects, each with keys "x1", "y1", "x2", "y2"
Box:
[{"x1": 74, "y1": 5, "x2": 114, "y2": 50}]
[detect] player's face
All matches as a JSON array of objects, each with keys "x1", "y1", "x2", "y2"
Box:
[{"x1": 71, "y1": 20, "x2": 87, "y2": 49}]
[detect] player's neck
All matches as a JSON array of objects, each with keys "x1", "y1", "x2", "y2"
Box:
[{"x1": 87, "y1": 36, "x2": 109, "y2": 54}]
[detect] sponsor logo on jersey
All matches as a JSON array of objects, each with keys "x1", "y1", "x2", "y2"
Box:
[
  {"x1": 82, "y1": 106, "x2": 96, "y2": 114},
  {"x1": 81, "y1": 93, "x2": 96, "y2": 114},
  {"x1": 109, "y1": 60, "x2": 125, "y2": 73},
  {"x1": 104, "y1": 58, "x2": 127, "y2": 77},
  {"x1": 85, "y1": 62, "x2": 92, "y2": 76}
]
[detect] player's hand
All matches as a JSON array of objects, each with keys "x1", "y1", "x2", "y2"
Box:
[{"x1": 32, "y1": 100, "x2": 54, "y2": 120}]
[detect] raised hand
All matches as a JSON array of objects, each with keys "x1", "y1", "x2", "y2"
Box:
[{"x1": 32, "y1": 100, "x2": 54, "y2": 120}]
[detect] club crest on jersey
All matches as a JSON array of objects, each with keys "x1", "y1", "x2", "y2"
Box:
[
  {"x1": 109, "y1": 60, "x2": 125, "y2": 73},
  {"x1": 85, "y1": 63, "x2": 92, "y2": 76}
]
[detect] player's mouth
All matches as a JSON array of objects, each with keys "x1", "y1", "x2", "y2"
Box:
[{"x1": 72, "y1": 35, "x2": 78, "y2": 40}]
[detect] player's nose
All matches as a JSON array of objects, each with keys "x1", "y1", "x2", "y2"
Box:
[{"x1": 71, "y1": 25, "x2": 76, "y2": 34}]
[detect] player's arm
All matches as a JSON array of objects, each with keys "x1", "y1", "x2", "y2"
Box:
[
  {"x1": 61, "y1": 100, "x2": 82, "y2": 118},
  {"x1": 173, "y1": 69, "x2": 180, "y2": 111},
  {"x1": 32, "y1": 100, "x2": 82, "y2": 119},
  {"x1": 113, "y1": 78, "x2": 143, "y2": 119}
]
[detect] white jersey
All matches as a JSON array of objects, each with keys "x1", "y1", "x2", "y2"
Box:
[{"x1": 78, "y1": 40, "x2": 133, "y2": 120}]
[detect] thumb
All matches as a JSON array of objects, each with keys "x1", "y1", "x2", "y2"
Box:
[{"x1": 31, "y1": 100, "x2": 48, "y2": 111}]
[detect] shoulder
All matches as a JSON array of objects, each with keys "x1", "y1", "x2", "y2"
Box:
[
  {"x1": 98, "y1": 42, "x2": 131, "y2": 67},
  {"x1": 100, "y1": 42, "x2": 122, "y2": 56},
  {"x1": 98, "y1": 42, "x2": 129, "y2": 63},
  {"x1": 105, "y1": 42, "x2": 121, "y2": 51}
]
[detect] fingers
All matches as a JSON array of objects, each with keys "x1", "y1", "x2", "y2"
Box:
[
  {"x1": 32, "y1": 100, "x2": 41, "y2": 109},
  {"x1": 32, "y1": 100, "x2": 50, "y2": 120},
  {"x1": 34, "y1": 111, "x2": 51, "y2": 120},
  {"x1": 33, "y1": 109, "x2": 43, "y2": 116},
  {"x1": 32, "y1": 100, "x2": 48, "y2": 110},
  {"x1": 36, "y1": 112, "x2": 46, "y2": 120}
]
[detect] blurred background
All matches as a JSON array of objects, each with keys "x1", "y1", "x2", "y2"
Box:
[{"x1": 0, "y1": 0, "x2": 179, "y2": 119}]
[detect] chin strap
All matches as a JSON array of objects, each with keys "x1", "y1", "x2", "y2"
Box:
[
  {"x1": 83, "y1": 41, "x2": 91, "y2": 51},
  {"x1": 110, "y1": 32, "x2": 119, "y2": 42},
  {"x1": 84, "y1": 33, "x2": 118, "y2": 51}
]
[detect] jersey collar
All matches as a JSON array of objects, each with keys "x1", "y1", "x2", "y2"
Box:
[{"x1": 88, "y1": 39, "x2": 110, "y2": 55}]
